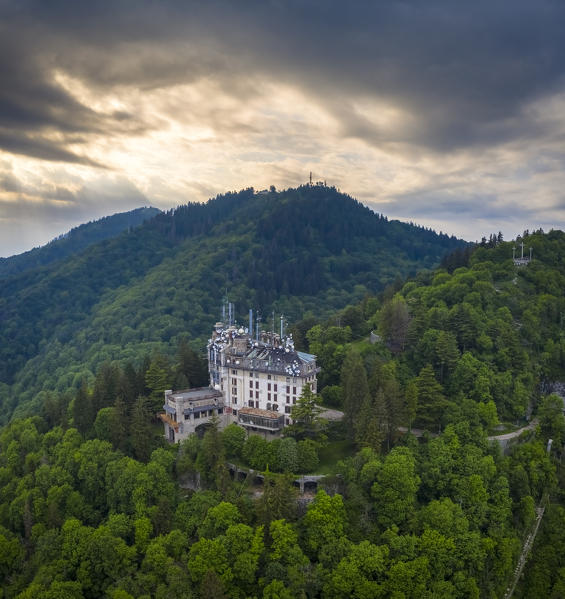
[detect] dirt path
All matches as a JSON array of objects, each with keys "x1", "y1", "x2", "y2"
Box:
[{"x1": 487, "y1": 420, "x2": 537, "y2": 442}]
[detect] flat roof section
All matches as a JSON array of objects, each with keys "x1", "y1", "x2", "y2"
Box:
[
  {"x1": 170, "y1": 386, "x2": 222, "y2": 402},
  {"x1": 238, "y1": 406, "x2": 283, "y2": 419}
]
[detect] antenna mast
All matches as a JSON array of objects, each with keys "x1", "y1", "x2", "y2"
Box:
[{"x1": 272, "y1": 311, "x2": 275, "y2": 344}]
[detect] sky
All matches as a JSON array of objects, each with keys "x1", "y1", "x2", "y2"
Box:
[{"x1": 1, "y1": 0, "x2": 565, "y2": 256}]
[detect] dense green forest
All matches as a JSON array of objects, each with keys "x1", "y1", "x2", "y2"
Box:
[
  {"x1": 0, "y1": 207, "x2": 160, "y2": 278},
  {"x1": 0, "y1": 185, "x2": 463, "y2": 423},
  {"x1": 1, "y1": 228, "x2": 565, "y2": 597}
]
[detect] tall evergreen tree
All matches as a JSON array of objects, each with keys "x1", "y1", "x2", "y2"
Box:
[
  {"x1": 130, "y1": 396, "x2": 153, "y2": 462},
  {"x1": 341, "y1": 352, "x2": 370, "y2": 440},
  {"x1": 356, "y1": 388, "x2": 387, "y2": 451},
  {"x1": 92, "y1": 361, "x2": 120, "y2": 414},
  {"x1": 415, "y1": 364, "x2": 446, "y2": 430},
  {"x1": 145, "y1": 354, "x2": 171, "y2": 412},
  {"x1": 289, "y1": 383, "x2": 324, "y2": 440}
]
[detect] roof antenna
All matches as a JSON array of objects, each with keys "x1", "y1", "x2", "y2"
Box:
[
  {"x1": 309, "y1": 171, "x2": 312, "y2": 186},
  {"x1": 249, "y1": 309, "x2": 253, "y2": 336},
  {"x1": 280, "y1": 314, "x2": 284, "y2": 339}
]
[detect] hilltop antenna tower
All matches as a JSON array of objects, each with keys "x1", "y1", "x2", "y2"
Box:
[{"x1": 309, "y1": 171, "x2": 312, "y2": 186}]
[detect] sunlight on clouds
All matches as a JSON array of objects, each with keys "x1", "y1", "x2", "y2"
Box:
[{"x1": 4, "y1": 67, "x2": 565, "y2": 254}]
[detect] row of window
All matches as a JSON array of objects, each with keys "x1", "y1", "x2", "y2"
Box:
[
  {"x1": 230, "y1": 368, "x2": 299, "y2": 384},
  {"x1": 246, "y1": 402, "x2": 292, "y2": 415},
  {"x1": 183, "y1": 408, "x2": 223, "y2": 420}
]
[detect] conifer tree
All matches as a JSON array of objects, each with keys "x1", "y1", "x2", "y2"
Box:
[
  {"x1": 357, "y1": 388, "x2": 387, "y2": 451},
  {"x1": 415, "y1": 364, "x2": 446, "y2": 430},
  {"x1": 145, "y1": 354, "x2": 171, "y2": 412},
  {"x1": 341, "y1": 352, "x2": 370, "y2": 440},
  {"x1": 289, "y1": 383, "x2": 323, "y2": 440},
  {"x1": 130, "y1": 396, "x2": 153, "y2": 462}
]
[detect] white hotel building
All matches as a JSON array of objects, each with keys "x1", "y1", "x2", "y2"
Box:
[{"x1": 160, "y1": 320, "x2": 319, "y2": 443}]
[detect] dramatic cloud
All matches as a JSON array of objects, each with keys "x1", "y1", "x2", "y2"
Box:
[{"x1": 1, "y1": 0, "x2": 565, "y2": 255}]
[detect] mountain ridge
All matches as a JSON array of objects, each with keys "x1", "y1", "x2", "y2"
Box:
[
  {"x1": 0, "y1": 206, "x2": 161, "y2": 277},
  {"x1": 0, "y1": 185, "x2": 465, "y2": 421}
]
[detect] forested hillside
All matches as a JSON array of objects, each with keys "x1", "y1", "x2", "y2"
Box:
[
  {"x1": 302, "y1": 228, "x2": 565, "y2": 432},
  {"x1": 0, "y1": 185, "x2": 463, "y2": 422},
  {"x1": 1, "y1": 230, "x2": 564, "y2": 598},
  {"x1": 0, "y1": 207, "x2": 160, "y2": 277}
]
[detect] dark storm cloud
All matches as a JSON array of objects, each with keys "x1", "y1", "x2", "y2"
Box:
[
  {"x1": 3, "y1": 0, "x2": 565, "y2": 164},
  {"x1": 0, "y1": 8, "x2": 157, "y2": 166},
  {"x1": 0, "y1": 130, "x2": 105, "y2": 166}
]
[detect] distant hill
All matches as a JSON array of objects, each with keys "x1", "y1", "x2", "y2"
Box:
[
  {"x1": 0, "y1": 185, "x2": 465, "y2": 421},
  {"x1": 0, "y1": 206, "x2": 161, "y2": 278}
]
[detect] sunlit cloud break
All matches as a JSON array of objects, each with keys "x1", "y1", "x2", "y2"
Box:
[{"x1": 1, "y1": 0, "x2": 565, "y2": 256}]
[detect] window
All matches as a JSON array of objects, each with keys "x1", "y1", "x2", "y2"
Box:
[
  {"x1": 249, "y1": 390, "x2": 253, "y2": 398},
  {"x1": 267, "y1": 403, "x2": 271, "y2": 411},
  {"x1": 255, "y1": 381, "x2": 259, "y2": 389},
  {"x1": 273, "y1": 404, "x2": 278, "y2": 411},
  {"x1": 274, "y1": 394, "x2": 277, "y2": 402},
  {"x1": 232, "y1": 369, "x2": 237, "y2": 375},
  {"x1": 286, "y1": 377, "x2": 290, "y2": 383},
  {"x1": 286, "y1": 385, "x2": 290, "y2": 394},
  {"x1": 286, "y1": 396, "x2": 290, "y2": 404},
  {"x1": 218, "y1": 408, "x2": 223, "y2": 414},
  {"x1": 232, "y1": 387, "x2": 237, "y2": 396},
  {"x1": 249, "y1": 380, "x2": 253, "y2": 388},
  {"x1": 293, "y1": 386, "x2": 296, "y2": 395},
  {"x1": 268, "y1": 393, "x2": 271, "y2": 401},
  {"x1": 285, "y1": 406, "x2": 291, "y2": 414},
  {"x1": 293, "y1": 398, "x2": 297, "y2": 404},
  {"x1": 194, "y1": 412, "x2": 200, "y2": 419},
  {"x1": 268, "y1": 383, "x2": 271, "y2": 391},
  {"x1": 184, "y1": 413, "x2": 190, "y2": 420},
  {"x1": 232, "y1": 377, "x2": 237, "y2": 385},
  {"x1": 249, "y1": 400, "x2": 254, "y2": 407},
  {"x1": 232, "y1": 397, "x2": 237, "y2": 404},
  {"x1": 255, "y1": 391, "x2": 259, "y2": 399},
  {"x1": 274, "y1": 384, "x2": 278, "y2": 392},
  {"x1": 268, "y1": 374, "x2": 272, "y2": 380}
]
